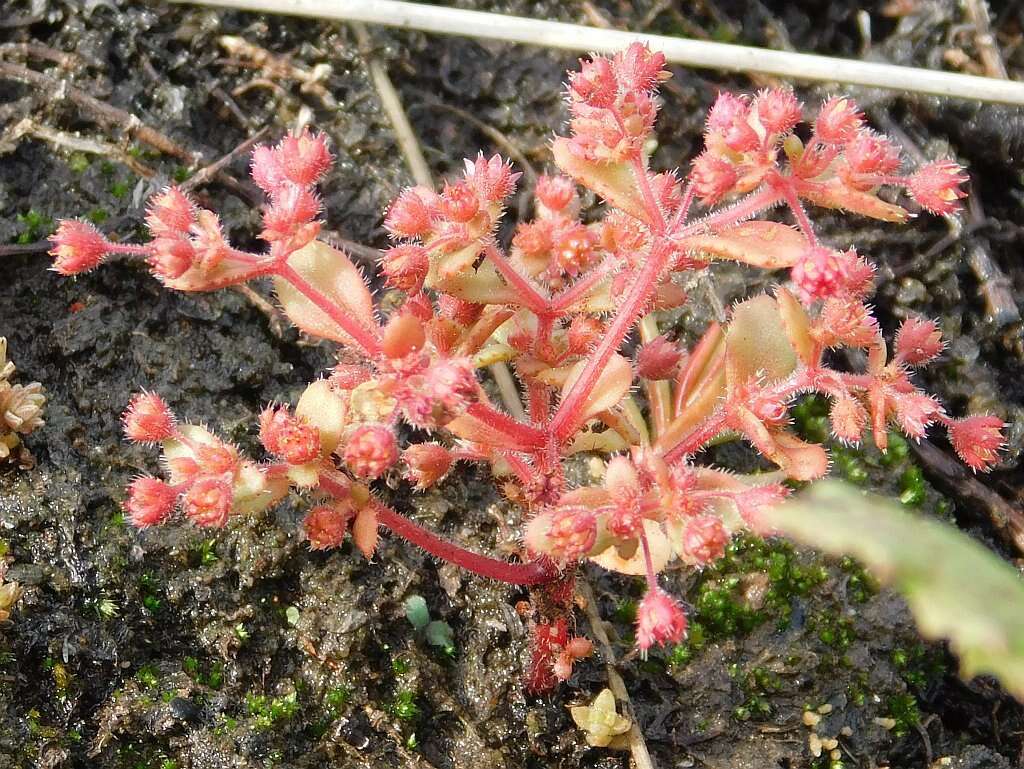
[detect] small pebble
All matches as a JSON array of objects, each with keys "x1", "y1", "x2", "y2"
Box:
[
  {"x1": 808, "y1": 733, "x2": 823, "y2": 758},
  {"x1": 817, "y1": 703, "x2": 834, "y2": 714},
  {"x1": 873, "y1": 716, "x2": 897, "y2": 730},
  {"x1": 802, "y1": 710, "x2": 821, "y2": 726}
]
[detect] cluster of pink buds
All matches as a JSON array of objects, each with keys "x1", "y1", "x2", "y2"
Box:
[{"x1": 51, "y1": 43, "x2": 1005, "y2": 693}]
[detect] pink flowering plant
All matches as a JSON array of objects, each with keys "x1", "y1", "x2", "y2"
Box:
[{"x1": 49, "y1": 44, "x2": 1003, "y2": 691}]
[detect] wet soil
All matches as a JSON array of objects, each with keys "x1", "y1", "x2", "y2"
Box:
[{"x1": 1, "y1": 1, "x2": 1023, "y2": 768}]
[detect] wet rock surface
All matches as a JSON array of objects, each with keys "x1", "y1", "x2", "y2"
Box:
[{"x1": 1, "y1": 1, "x2": 1022, "y2": 767}]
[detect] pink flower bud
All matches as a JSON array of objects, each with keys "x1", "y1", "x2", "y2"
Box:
[
  {"x1": 259, "y1": 405, "x2": 322, "y2": 465},
  {"x1": 122, "y1": 392, "x2": 176, "y2": 443},
  {"x1": 148, "y1": 237, "x2": 195, "y2": 280},
  {"x1": 754, "y1": 88, "x2": 802, "y2": 134},
  {"x1": 636, "y1": 588, "x2": 687, "y2": 652},
  {"x1": 691, "y1": 152, "x2": 738, "y2": 205},
  {"x1": 553, "y1": 223, "x2": 598, "y2": 276},
  {"x1": 682, "y1": 514, "x2": 729, "y2": 565},
  {"x1": 440, "y1": 182, "x2": 480, "y2": 223},
  {"x1": 830, "y1": 394, "x2": 868, "y2": 444},
  {"x1": 194, "y1": 441, "x2": 240, "y2": 476},
  {"x1": 403, "y1": 443, "x2": 454, "y2": 489},
  {"x1": 843, "y1": 131, "x2": 901, "y2": 177},
  {"x1": 707, "y1": 92, "x2": 748, "y2": 133},
  {"x1": 125, "y1": 476, "x2": 178, "y2": 527},
  {"x1": 304, "y1": 503, "x2": 352, "y2": 550},
  {"x1": 465, "y1": 153, "x2": 519, "y2": 202},
  {"x1": 613, "y1": 42, "x2": 668, "y2": 93},
  {"x1": 947, "y1": 414, "x2": 1005, "y2": 472},
  {"x1": 535, "y1": 175, "x2": 576, "y2": 212},
  {"x1": 380, "y1": 244, "x2": 429, "y2": 292},
  {"x1": 894, "y1": 317, "x2": 944, "y2": 365},
  {"x1": 893, "y1": 390, "x2": 943, "y2": 440},
  {"x1": 569, "y1": 55, "x2": 617, "y2": 108},
  {"x1": 545, "y1": 505, "x2": 597, "y2": 564},
  {"x1": 183, "y1": 477, "x2": 233, "y2": 528},
  {"x1": 262, "y1": 183, "x2": 322, "y2": 242},
  {"x1": 567, "y1": 315, "x2": 603, "y2": 355},
  {"x1": 385, "y1": 186, "x2": 436, "y2": 238},
  {"x1": 49, "y1": 220, "x2": 112, "y2": 276},
  {"x1": 250, "y1": 144, "x2": 287, "y2": 194},
  {"x1": 790, "y1": 246, "x2": 847, "y2": 302},
  {"x1": 277, "y1": 129, "x2": 333, "y2": 186},
  {"x1": 815, "y1": 97, "x2": 863, "y2": 144},
  {"x1": 637, "y1": 335, "x2": 682, "y2": 380},
  {"x1": 146, "y1": 187, "x2": 196, "y2": 238},
  {"x1": 906, "y1": 161, "x2": 967, "y2": 215},
  {"x1": 343, "y1": 424, "x2": 398, "y2": 479}
]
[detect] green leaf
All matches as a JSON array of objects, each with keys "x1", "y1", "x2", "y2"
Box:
[
  {"x1": 425, "y1": 620, "x2": 455, "y2": 651},
  {"x1": 404, "y1": 595, "x2": 430, "y2": 630},
  {"x1": 767, "y1": 482, "x2": 1024, "y2": 701}
]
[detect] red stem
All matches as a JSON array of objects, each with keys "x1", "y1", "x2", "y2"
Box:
[
  {"x1": 316, "y1": 473, "x2": 557, "y2": 585},
  {"x1": 484, "y1": 242, "x2": 550, "y2": 315}
]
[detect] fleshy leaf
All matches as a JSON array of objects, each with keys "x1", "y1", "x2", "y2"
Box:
[
  {"x1": 274, "y1": 240, "x2": 377, "y2": 348},
  {"x1": 725, "y1": 294, "x2": 798, "y2": 390},
  {"x1": 768, "y1": 482, "x2": 1024, "y2": 702},
  {"x1": 561, "y1": 353, "x2": 633, "y2": 426},
  {"x1": 552, "y1": 138, "x2": 647, "y2": 223},
  {"x1": 678, "y1": 221, "x2": 808, "y2": 269}
]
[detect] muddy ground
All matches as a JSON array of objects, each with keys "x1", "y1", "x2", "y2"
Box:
[{"x1": 1, "y1": 1, "x2": 1023, "y2": 767}]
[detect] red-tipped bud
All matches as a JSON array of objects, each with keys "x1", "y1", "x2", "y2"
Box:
[
  {"x1": 815, "y1": 97, "x2": 863, "y2": 144},
  {"x1": 123, "y1": 392, "x2": 176, "y2": 443},
  {"x1": 906, "y1": 161, "x2": 967, "y2": 215},
  {"x1": 754, "y1": 88, "x2": 802, "y2": 134},
  {"x1": 146, "y1": 187, "x2": 197, "y2": 238},
  {"x1": 637, "y1": 335, "x2": 682, "y2": 380},
  {"x1": 895, "y1": 317, "x2": 944, "y2": 365},
  {"x1": 682, "y1": 514, "x2": 729, "y2": 565},
  {"x1": 440, "y1": 182, "x2": 480, "y2": 223},
  {"x1": 636, "y1": 588, "x2": 687, "y2": 652},
  {"x1": 403, "y1": 443, "x2": 454, "y2": 489},
  {"x1": 193, "y1": 441, "x2": 240, "y2": 476},
  {"x1": 259, "y1": 405, "x2": 322, "y2": 465},
  {"x1": 613, "y1": 42, "x2": 668, "y2": 93},
  {"x1": 304, "y1": 503, "x2": 352, "y2": 550},
  {"x1": 535, "y1": 175, "x2": 576, "y2": 212},
  {"x1": 250, "y1": 144, "x2": 287, "y2": 194},
  {"x1": 707, "y1": 92, "x2": 747, "y2": 133},
  {"x1": 691, "y1": 152, "x2": 738, "y2": 205},
  {"x1": 843, "y1": 131, "x2": 901, "y2": 177},
  {"x1": 125, "y1": 476, "x2": 178, "y2": 528},
  {"x1": 513, "y1": 220, "x2": 553, "y2": 255},
  {"x1": 553, "y1": 223, "x2": 598, "y2": 276},
  {"x1": 894, "y1": 390, "x2": 943, "y2": 440},
  {"x1": 385, "y1": 186, "x2": 436, "y2": 238},
  {"x1": 546, "y1": 505, "x2": 598, "y2": 564},
  {"x1": 465, "y1": 153, "x2": 519, "y2": 202},
  {"x1": 569, "y1": 56, "x2": 617, "y2": 108},
  {"x1": 148, "y1": 237, "x2": 195, "y2": 280},
  {"x1": 947, "y1": 414, "x2": 1005, "y2": 472},
  {"x1": 343, "y1": 424, "x2": 398, "y2": 479},
  {"x1": 183, "y1": 477, "x2": 233, "y2": 528},
  {"x1": 277, "y1": 129, "x2": 333, "y2": 186},
  {"x1": 791, "y1": 246, "x2": 851, "y2": 303},
  {"x1": 830, "y1": 394, "x2": 868, "y2": 444},
  {"x1": 49, "y1": 220, "x2": 112, "y2": 276},
  {"x1": 262, "y1": 183, "x2": 322, "y2": 241},
  {"x1": 380, "y1": 244, "x2": 429, "y2": 292}
]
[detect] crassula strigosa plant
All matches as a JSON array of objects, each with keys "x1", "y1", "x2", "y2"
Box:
[{"x1": 49, "y1": 43, "x2": 1004, "y2": 692}]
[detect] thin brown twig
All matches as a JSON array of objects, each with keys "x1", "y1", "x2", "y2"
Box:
[
  {"x1": 0, "y1": 60, "x2": 198, "y2": 163},
  {"x1": 181, "y1": 127, "x2": 270, "y2": 192},
  {"x1": 578, "y1": 579, "x2": 657, "y2": 769},
  {"x1": 0, "y1": 117, "x2": 158, "y2": 178},
  {"x1": 964, "y1": 0, "x2": 1008, "y2": 80}
]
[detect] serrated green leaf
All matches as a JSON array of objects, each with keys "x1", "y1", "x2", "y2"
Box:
[{"x1": 767, "y1": 481, "x2": 1024, "y2": 701}]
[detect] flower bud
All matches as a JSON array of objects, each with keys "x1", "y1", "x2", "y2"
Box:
[
  {"x1": 613, "y1": 42, "x2": 668, "y2": 93},
  {"x1": 682, "y1": 514, "x2": 729, "y2": 565},
  {"x1": 906, "y1": 161, "x2": 967, "y2": 215},
  {"x1": 183, "y1": 477, "x2": 233, "y2": 528},
  {"x1": 149, "y1": 237, "x2": 195, "y2": 280},
  {"x1": 569, "y1": 56, "x2": 617, "y2": 108},
  {"x1": 440, "y1": 182, "x2": 480, "y2": 223},
  {"x1": 829, "y1": 394, "x2": 868, "y2": 445},
  {"x1": 381, "y1": 313, "x2": 427, "y2": 360},
  {"x1": 122, "y1": 392, "x2": 176, "y2": 443},
  {"x1": 636, "y1": 588, "x2": 687, "y2": 651},
  {"x1": 259, "y1": 405, "x2": 322, "y2": 465},
  {"x1": 754, "y1": 88, "x2": 802, "y2": 135},
  {"x1": 304, "y1": 503, "x2": 352, "y2": 550},
  {"x1": 894, "y1": 317, "x2": 944, "y2": 366},
  {"x1": 403, "y1": 443, "x2": 453, "y2": 489},
  {"x1": 691, "y1": 152, "x2": 737, "y2": 205},
  {"x1": 385, "y1": 186, "x2": 436, "y2": 238},
  {"x1": 535, "y1": 175, "x2": 576, "y2": 212},
  {"x1": 251, "y1": 144, "x2": 287, "y2": 194},
  {"x1": 947, "y1": 414, "x2": 1005, "y2": 472},
  {"x1": 380, "y1": 244, "x2": 429, "y2": 292},
  {"x1": 343, "y1": 424, "x2": 398, "y2": 479},
  {"x1": 815, "y1": 97, "x2": 863, "y2": 144},
  {"x1": 277, "y1": 129, "x2": 333, "y2": 186},
  {"x1": 49, "y1": 220, "x2": 112, "y2": 276},
  {"x1": 125, "y1": 476, "x2": 178, "y2": 527}
]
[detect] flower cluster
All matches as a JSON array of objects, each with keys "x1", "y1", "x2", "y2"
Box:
[
  {"x1": 50, "y1": 43, "x2": 1003, "y2": 691},
  {"x1": 0, "y1": 337, "x2": 45, "y2": 464}
]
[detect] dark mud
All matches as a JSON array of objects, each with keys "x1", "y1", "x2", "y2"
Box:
[{"x1": 1, "y1": 1, "x2": 1022, "y2": 767}]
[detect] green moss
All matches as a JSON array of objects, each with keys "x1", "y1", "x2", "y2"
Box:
[
  {"x1": 135, "y1": 664, "x2": 159, "y2": 690},
  {"x1": 14, "y1": 209, "x2": 53, "y2": 244},
  {"x1": 391, "y1": 690, "x2": 420, "y2": 721},
  {"x1": 886, "y1": 692, "x2": 921, "y2": 737},
  {"x1": 246, "y1": 691, "x2": 300, "y2": 731}
]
